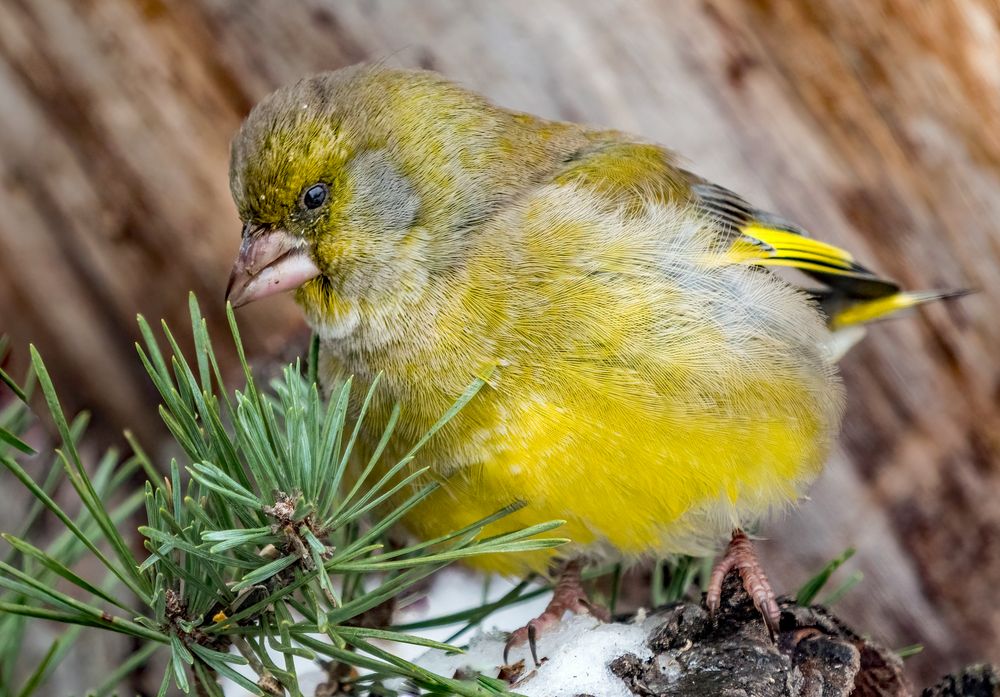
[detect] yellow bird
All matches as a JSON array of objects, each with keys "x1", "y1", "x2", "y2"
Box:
[{"x1": 225, "y1": 64, "x2": 959, "y2": 659}]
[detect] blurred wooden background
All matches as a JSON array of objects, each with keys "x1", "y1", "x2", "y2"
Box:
[{"x1": 0, "y1": 0, "x2": 998, "y2": 690}]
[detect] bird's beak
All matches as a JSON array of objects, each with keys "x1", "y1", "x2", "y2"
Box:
[{"x1": 225, "y1": 227, "x2": 321, "y2": 308}]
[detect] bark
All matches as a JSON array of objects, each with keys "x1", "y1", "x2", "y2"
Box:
[
  {"x1": 0, "y1": 0, "x2": 997, "y2": 690},
  {"x1": 609, "y1": 576, "x2": 915, "y2": 697},
  {"x1": 922, "y1": 666, "x2": 1000, "y2": 697}
]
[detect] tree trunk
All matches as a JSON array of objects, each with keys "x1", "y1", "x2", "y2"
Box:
[{"x1": 0, "y1": 0, "x2": 997, "y2": 688}]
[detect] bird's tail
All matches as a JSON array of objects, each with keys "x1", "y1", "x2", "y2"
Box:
[
  {"x1": 826, "y1": 288, "x2": 970, "y2": 330},
  {"x1": 820, "y1": 288, "x2": 970, "y2": 361}
]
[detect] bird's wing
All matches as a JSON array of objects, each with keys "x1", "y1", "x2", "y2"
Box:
[
  {"x1": 551, "y1": 141, "x2": 956, "y2": 332},
  {"x1": 689, "y1": 181, "x2": 899, "y2": 299},
  {"x1": 687, "y1": 180, "x2": 965, "y2": 333},
  {"x1": 553, "y1": 141, "x2": 897, "y2": 298}
]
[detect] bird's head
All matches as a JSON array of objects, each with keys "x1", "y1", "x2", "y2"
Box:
[{"x1": 225, "y1": 64, "x2": 554, "y2": 335}]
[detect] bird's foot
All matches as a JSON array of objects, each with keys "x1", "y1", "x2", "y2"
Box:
[
  {"x1": 706, "y1": 529, "x2": 780, "y2": 637},
  {"x1": 503, "y1": 560, "x2": 608, "y2": 667}
]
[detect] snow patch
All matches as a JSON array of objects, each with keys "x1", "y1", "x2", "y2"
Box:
[{"x1": 416, "y1": 613, "x2": 655, "y2": 697}]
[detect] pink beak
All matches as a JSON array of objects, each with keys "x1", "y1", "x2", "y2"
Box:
[{"x1": 225, "y1": 228, "x2": 321, "y2": 307}]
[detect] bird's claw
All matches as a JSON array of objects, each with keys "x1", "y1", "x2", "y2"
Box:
[
  {"x1": 502, "y1": 559, "x2": 608, "y2": 669},
  {"x1": 503, "y1": 617, "x2": 550, "y2": 666},
  {"x1": 706, "y1": 529, "x2": 781, "y2": 638}
]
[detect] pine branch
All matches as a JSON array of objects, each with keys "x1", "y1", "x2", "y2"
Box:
[{"x1": 0, "y1": 296, "x2": 568, "y2": 696}]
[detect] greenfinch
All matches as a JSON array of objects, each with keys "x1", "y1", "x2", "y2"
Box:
[{"x1": 225, "y1": 64, "x2": 959, "y2": 655}]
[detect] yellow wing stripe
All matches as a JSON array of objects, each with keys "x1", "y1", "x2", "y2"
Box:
[{"x1": 737, "y1": 224, "x2": 859, "y2": 271}]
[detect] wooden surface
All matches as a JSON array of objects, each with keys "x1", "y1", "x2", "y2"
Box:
[{"x1": 0, "y1": 0, "x2": 998, "y2": 688}]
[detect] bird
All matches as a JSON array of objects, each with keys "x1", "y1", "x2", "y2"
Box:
[{"x1": 225, "y1": 63, "x2": 961, "y2": 665}]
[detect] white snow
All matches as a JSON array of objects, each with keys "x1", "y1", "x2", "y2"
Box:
[
  {"x1": 222, "y1": 568, "x2": 651, "y2": 696},
  {"x1": 417, "y1": 612, "x2": 655, "y2": 697}
]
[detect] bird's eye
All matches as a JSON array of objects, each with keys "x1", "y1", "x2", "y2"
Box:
[{"x1": 302, "y1": 183, "x2": 328, "y2": 210}]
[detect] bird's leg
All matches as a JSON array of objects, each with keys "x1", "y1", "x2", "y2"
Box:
[
  {"x1": 706, "y1": 529, "x2": 781, "y2": 636},
  {"x1": 503, "y1": 559, "x2": 608, "y2": 667}
]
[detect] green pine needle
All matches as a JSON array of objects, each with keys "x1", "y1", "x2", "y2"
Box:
[
  {"x1": 896, "y1": 643, "x2": 924, "y2": 659},
  {"x1": 820, "y1": 570, "x2": 864, "y2": 606},
  {"x1": 0, "y1": 426, "x2": 35, "y2": 456},
  {"x1": 796, "y1": 548, "x2": 856, "y2": 606}
]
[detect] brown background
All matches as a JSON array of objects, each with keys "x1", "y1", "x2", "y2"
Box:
[{"x1": 0, "y1": 0, "x2": 998, "y2": 690}]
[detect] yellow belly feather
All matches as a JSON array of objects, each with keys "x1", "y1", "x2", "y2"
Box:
[{"x1": 397, "y1": 380, "x2": 828, "y2": 576}]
